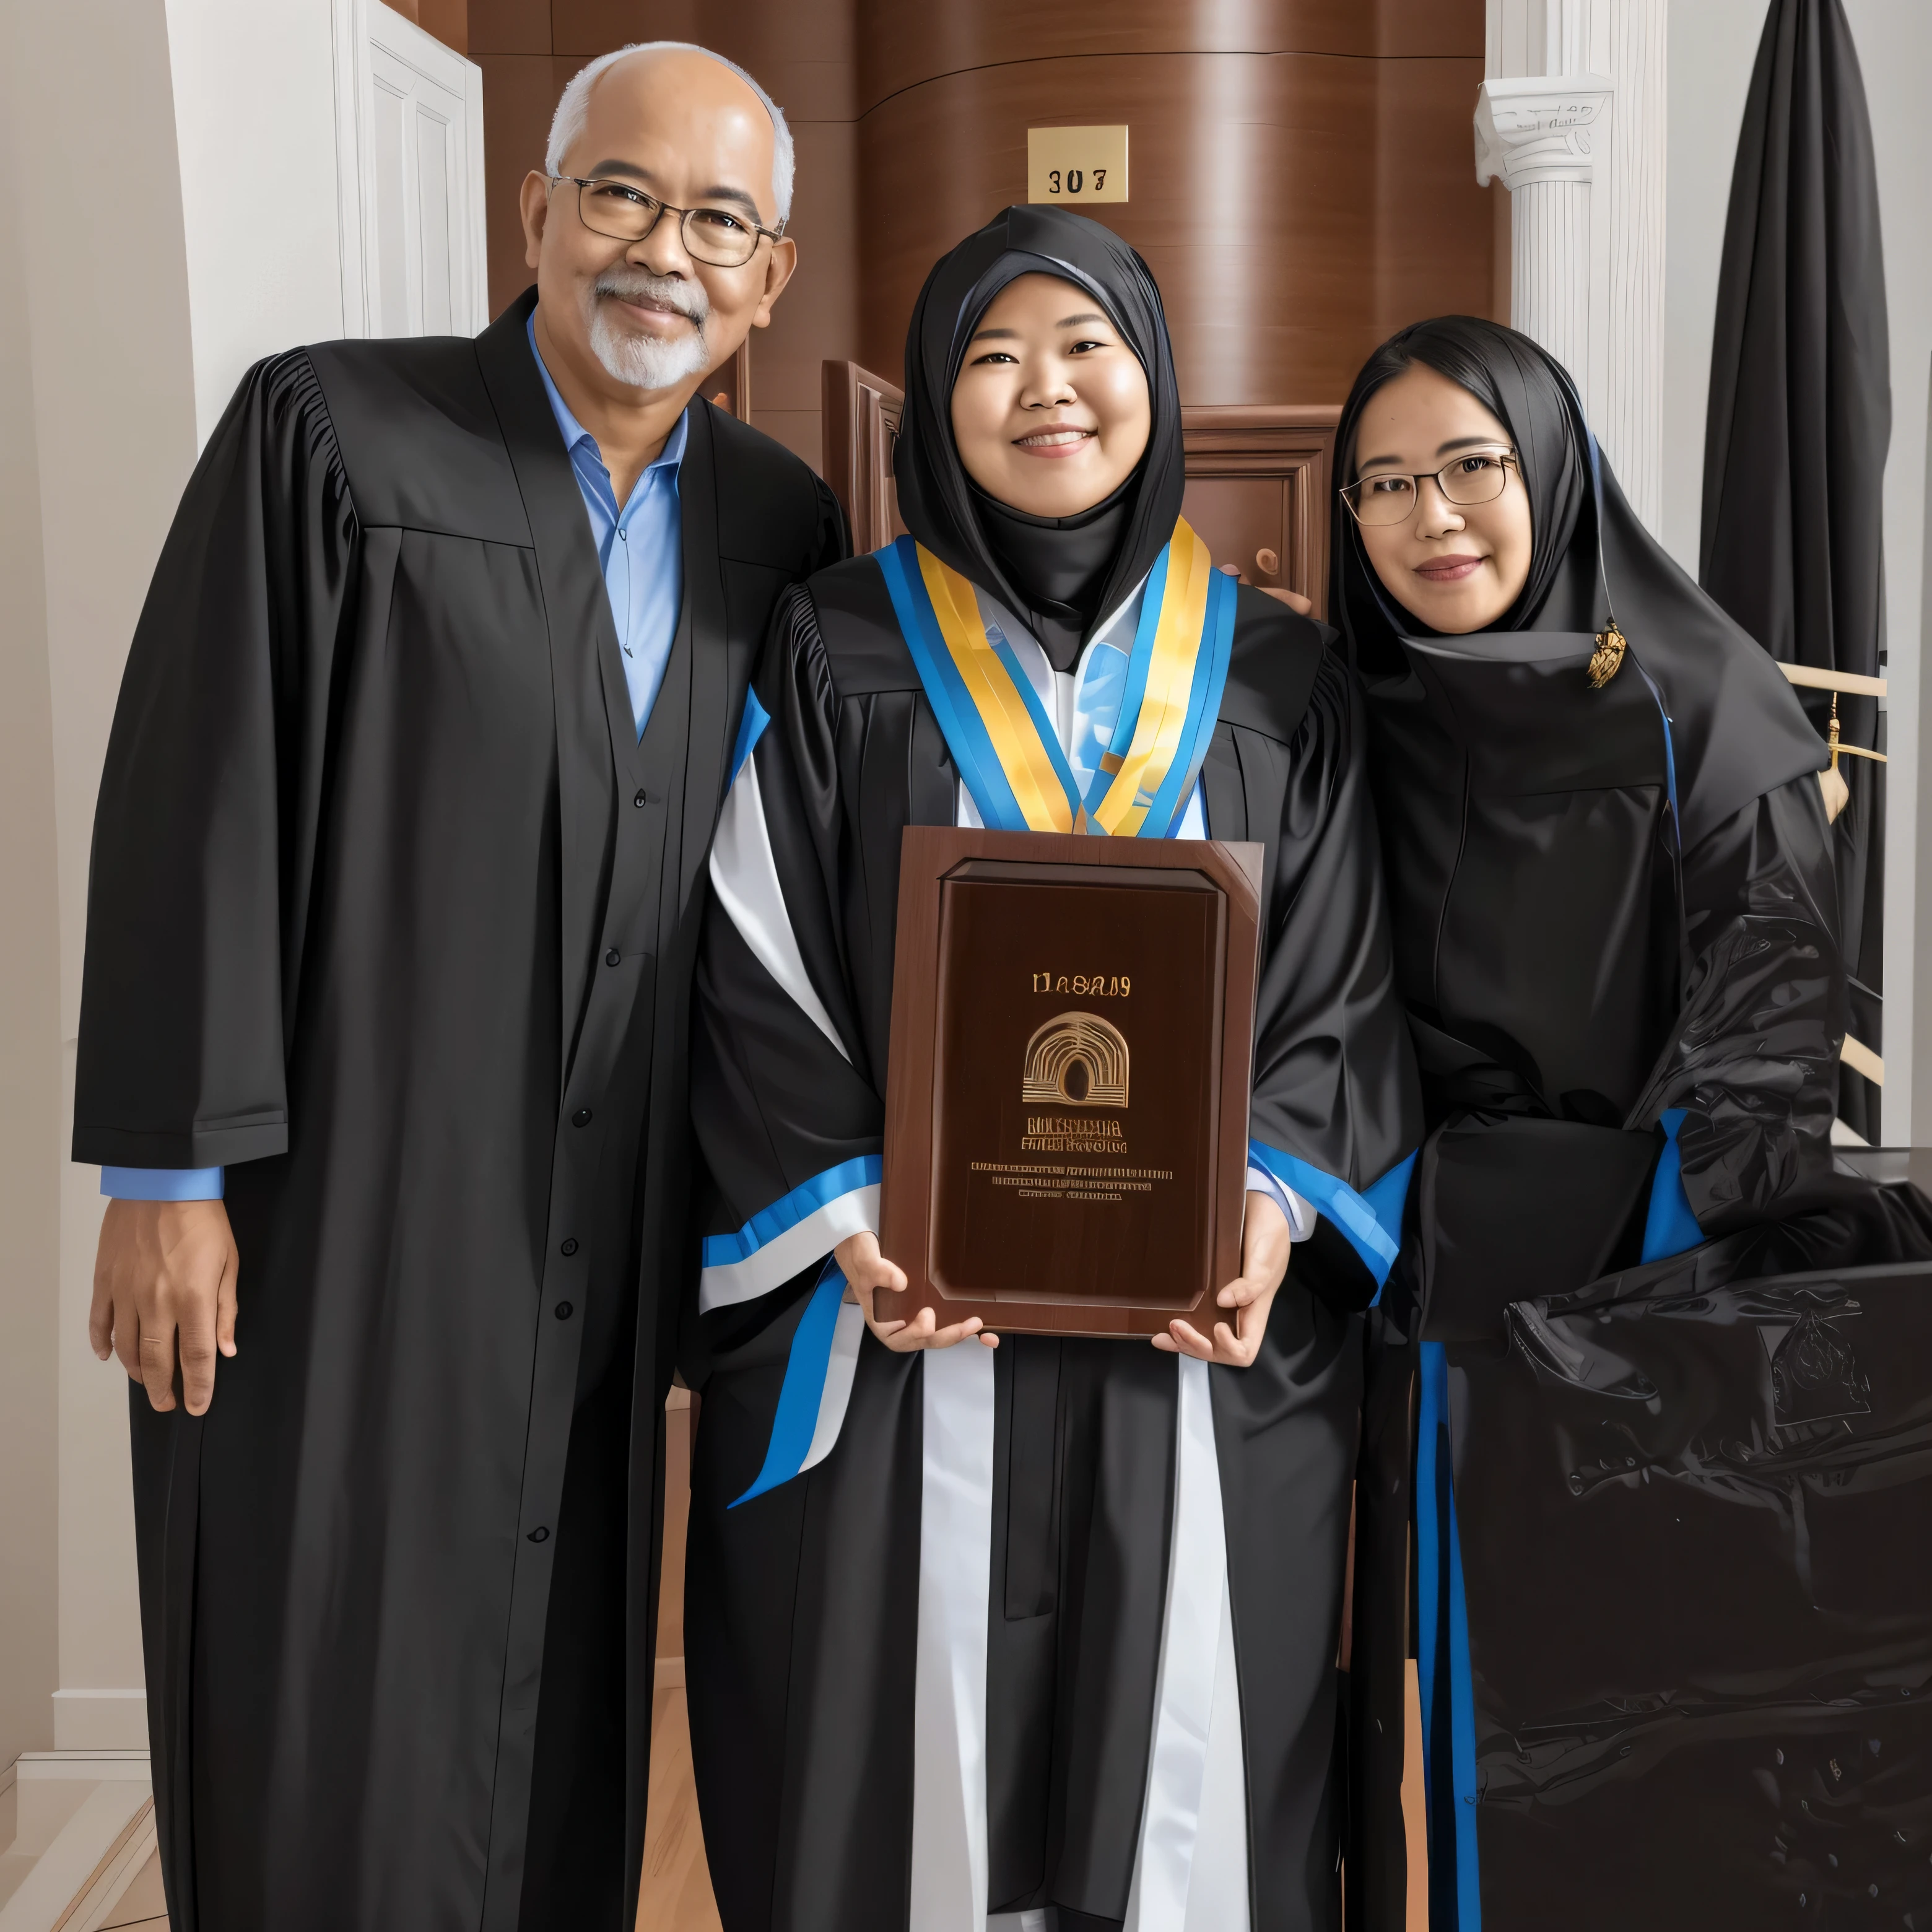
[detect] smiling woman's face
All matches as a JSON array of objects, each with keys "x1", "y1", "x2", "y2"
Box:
[
  {"x1": 1350, "y1": 363, "x2": 1533, "y2": 635},
  {"x1": 949, "y1": 272, "x2": 1152, "y2": 518}
]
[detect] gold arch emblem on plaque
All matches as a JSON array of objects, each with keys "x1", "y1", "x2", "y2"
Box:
[{"x1": 1021, "y1": 1011, "x2": 1130, "y2": 1108}]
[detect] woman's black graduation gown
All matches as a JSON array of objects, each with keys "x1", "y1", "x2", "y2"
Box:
[
  {"x1": 1331, "y1": 318, "x2": 1932, "y2": 1931},
  {"x1": 681, "y1": 207, "x2": 1421, "y2": 1932}
]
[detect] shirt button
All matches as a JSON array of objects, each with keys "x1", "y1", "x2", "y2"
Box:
[
  {"x1": 560, "y1": 1237, "x2": 579, "y2": 1256},
  {"x1": 528, "y1": 1526, "x2": 550, "y2": 1543},
  {"x1": 573, "y1": 1108, "x2": 593, "y2": 1128},
  {"x1": 554, "y1": 1301, "x2": 574, "y2": 1320},
  {"x1": 618, "y1": 528, "x2": 627, "y2": 541},
  {"x1": 605, "y1": 948, "x2": 620, "y2": 967},
  {"x1": 633, "y1": 789, "x2": 648, "y2": 808}
]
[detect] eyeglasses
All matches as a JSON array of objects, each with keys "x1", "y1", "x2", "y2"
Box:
[
  {"x1": 1339, "y1": 451, "x2": 1519, "y2": 527},
  {"x1": 550, "y1": 175, "x2": 785, "y2": 268}
]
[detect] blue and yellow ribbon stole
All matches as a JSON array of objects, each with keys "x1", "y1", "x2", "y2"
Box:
[{"x1": 876, "y1": 518, "x2": 1236, "y2": 840}]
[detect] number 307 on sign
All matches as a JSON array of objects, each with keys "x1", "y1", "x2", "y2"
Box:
[{"x1": 1027, "y1": 126, "x2": 1129, "y2": 205}]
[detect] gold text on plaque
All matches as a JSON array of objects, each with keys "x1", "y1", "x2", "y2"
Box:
[
  {"x1": 1022, "y1": 1012, "x2": 1129, "y2": 1108},
  {"x1": 1032, "y1": 972, "x2": 1130, "y2": 996}
]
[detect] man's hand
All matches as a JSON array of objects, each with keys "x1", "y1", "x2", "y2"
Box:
[
  {"x1": 1258, "y1": 585, "x2": 1315, "y2": 616},
  {"x1": 90, "y1": 1199, "x2": 240, "y2": 1415},
  {"x1": 1153, "y1": 1190, "x2": 1290, "y2": 1367},
  {"x1": 833, "y1": 1230, "x2": 998, "y2": 1352}
]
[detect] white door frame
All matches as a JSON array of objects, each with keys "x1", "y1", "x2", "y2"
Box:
[{"x1": 329, "y1": 0, "x2": 486, "y2": 337}]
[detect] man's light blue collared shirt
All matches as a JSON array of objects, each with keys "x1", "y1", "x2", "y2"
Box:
[
  {"x1": 525, "y1": 310, "x2": 688, "y2": 739},
  {"x1": 102, "y1": 313, "x2": 690, "y2": 1204}
]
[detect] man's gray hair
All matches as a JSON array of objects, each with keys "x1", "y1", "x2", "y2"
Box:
[{"x1": 545, "y1": 42, "x2": 794, "y2": 226}]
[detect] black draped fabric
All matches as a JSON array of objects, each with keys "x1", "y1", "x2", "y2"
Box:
[
  {"x1": 682, "y1": 206, "x2": 1421, "y2": 1932},
  {"x1": 1329, "y1": 317, "x2": 1932, "y2": 1929},
  {"x1": 1702, "y1": 0, "x2": 1892, "y2": 1140},
  {"x1": 73, "y1": 289, "x2": 844, "y2": 1932}
]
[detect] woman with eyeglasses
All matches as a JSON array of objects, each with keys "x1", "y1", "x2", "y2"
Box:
[{"x1": 1329, "y1": 316, "x2": 1932, "y2": 1925}]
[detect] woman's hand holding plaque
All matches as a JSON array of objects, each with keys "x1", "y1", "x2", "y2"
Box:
[
  {"x1": 1151, "y1": 1190, "x2": 1290, "y2": 1367},
  {"x1": 835, "y1": 1229, "x2": 1001, "y2": 1351},
  {"x1": 837, "y1": 1189, "x2": 1288, "y2": 1365}
]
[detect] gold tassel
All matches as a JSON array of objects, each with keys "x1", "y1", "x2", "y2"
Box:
[
  {"x1": 1819, "y1": 691, "x2": 1852, "y2": 823},
  {"x1": 1587, "y1": 623, "x2": 1627, "y2": 689}
]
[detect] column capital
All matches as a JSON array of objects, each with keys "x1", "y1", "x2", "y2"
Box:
[{"x1": 1474, "y1": 74, "x2": 1614, "y2": 192}]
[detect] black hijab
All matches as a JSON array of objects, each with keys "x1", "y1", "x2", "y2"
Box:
[
  {"x1": 893, "y1": 206, "x2": 1187, "y2": 671},
  {"x1": 1330, "y1": 315, "x2": 1822, "y2": 847}
]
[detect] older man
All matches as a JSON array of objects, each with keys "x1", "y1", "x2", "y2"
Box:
[{"x1": 73, "y1": 41, "x2": 842, "y2": 1932}]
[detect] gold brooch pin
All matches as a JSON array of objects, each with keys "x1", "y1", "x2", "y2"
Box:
[{"x1": 1588, "y1": 623, "x2": 1627, "y2": 689}]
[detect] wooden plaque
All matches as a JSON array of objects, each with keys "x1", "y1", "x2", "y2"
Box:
[{"x1": 881, "y1": 827, "x2": 1263, "y2": 1338}]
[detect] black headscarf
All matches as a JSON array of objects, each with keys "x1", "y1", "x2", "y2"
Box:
[
  {"x1": 1330, "y1": 315, "x2": 1823, "y2": 847},
  {"x1": 893, "y1": 206, "x2": 1187, "y2": 671}
]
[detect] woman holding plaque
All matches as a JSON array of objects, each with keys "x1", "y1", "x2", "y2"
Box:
[
  {"x1": 1329, "y1": 316, "x2": 1932, "y2": 1925},
  {"x1": 683, "y1": 204, "x2": 1421, "y2": 1930}
]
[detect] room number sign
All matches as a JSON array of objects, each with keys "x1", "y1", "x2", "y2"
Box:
[{"x1": 1026, "y1": 126, "x2": 1129, "y2": 204}]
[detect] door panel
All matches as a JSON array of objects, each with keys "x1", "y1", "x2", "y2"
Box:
[
  {"x1": 1180, "y1": 406, "x2": 1340, "y2": 617},
  {"x1": 819, "y1": 367, "x2": 1339, "y2": 616}
]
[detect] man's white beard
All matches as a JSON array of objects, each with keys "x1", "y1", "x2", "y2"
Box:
[{"x1": 585, "y1": 268, "x2": 712, "y2": 391}]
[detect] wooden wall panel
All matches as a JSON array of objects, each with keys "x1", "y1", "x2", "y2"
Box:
[
  {"x1": 855, "y1": 48, "x2": 1492, "y2": 405},
  {"x1": 471, "y1": 0, "x2": 1497, "y2": 459},
  {"x1": 468, "y1": 0, "x2": 550, "y2": 56},
  {"x1": 476, "y1": 54, "x2": 583, "y2": 318},
  {"x1": 1370, "y1": 56, "x2": 1498, "y2": 342},
  {"x1": 474, "y1": 0, "x2": 861, "y2": 466},
  {"x1": 857, "y1": 0, "x2": 1485, "y2": 109},
  {"x1": 404, "y1": 0, "x2": 469, "y2": 53}
]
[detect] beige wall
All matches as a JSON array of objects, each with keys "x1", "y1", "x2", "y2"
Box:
[
  {"x1": 0, "y1": 3, "x2": 62, "y2": 1775},
  {"x1": 165, "y1": 0, "x2": 349, "y2": 445},
  {"x1": 2, "y1": 0, "x2": 353, "y2": 1763},
  {"x1": 2, "y1": 0, "x2": 201, "y2": 1752}
]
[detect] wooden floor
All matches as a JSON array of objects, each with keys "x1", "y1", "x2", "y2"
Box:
[
  {"x1": 73, "y1": 1391, "x2": 1421, "y2": 1931},
  {"x1": 633, "y1": 1662, "x2": 1427, "y2": 1931},
  {"x1": 636, "y1": 1687, "x2": 721, "y2": 1931},
  {"x1": 638, "y1": 1390, "x2": 723, "y2": 1931},
  {"x1": 98, "y1": 1848, "x2": 168, "y2": 1928},
  {"x1": 638, "y1": 1395, "x2": 1427, "y2": 1931}
]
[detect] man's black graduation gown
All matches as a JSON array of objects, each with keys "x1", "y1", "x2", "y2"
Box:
[{"x1": 71, "y1": 289, "x2": 844, "y2": 1932}]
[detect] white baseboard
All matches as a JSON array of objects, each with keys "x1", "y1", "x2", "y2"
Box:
[{"x1": 50, "y1": 1694, "x2": 146, "y2": 1755}]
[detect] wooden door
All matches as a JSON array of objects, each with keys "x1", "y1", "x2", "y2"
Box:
[
  {"x1": 822, "y1": 360, "x2": 907, "y2": 555},
  {"x1": 819, "y1": 364, "x2": 1340, "y2": 614},
  {"x1": 1180, "y1": 406, "x2": 1341, "y2": 619},
  {"x1": 705, "y1": 340, "x2": 753, "y2": 421}
]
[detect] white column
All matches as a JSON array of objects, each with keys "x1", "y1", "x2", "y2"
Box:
[{"x1": 1477, "y1": 0, "x2": 1668, "y2": 531}]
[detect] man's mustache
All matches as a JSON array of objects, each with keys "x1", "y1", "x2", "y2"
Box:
[{"x1": 593, "y1": 269, "x2": 708, "y2": 324}]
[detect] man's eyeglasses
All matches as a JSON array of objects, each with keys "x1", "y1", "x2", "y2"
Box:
[
  {"x1": 550, "y1": 175, "x2": 785, "y2": 268},
  {"x1": 1340, "y1": 452, "x2": 1519, "y2": 527}
]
